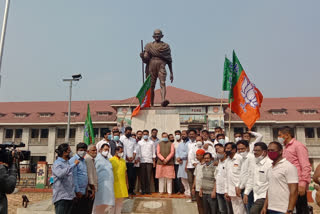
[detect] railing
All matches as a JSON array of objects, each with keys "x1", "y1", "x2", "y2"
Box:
[{"x1": 17, "y1": 163, "x2": 53, "y2": 188}]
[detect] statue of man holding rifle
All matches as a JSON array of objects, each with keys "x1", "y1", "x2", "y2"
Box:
[{"x1": 140, "y1": 29, "x2": 173, "y2": 107}]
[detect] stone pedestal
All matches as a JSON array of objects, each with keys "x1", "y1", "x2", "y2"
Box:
[{"x1": 131, "y1": 107, "x2": 181, "y2": 135}]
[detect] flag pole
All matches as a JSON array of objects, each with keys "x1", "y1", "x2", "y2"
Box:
[
  {"x1": 121, "y1": 96, "x2": 136, "y2": 123},
  {"x1": 141, "y1": 40, "x2": 145, "y2": 84},
  {"x1": 228, "y1": 100, "x2": 232, "y2": 140}
]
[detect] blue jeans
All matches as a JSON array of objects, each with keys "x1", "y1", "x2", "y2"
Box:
[
  {"x1": 241, "y1": 190, "x2": 254, "y2": 213},
  {"x1": 268, "y1": 210, "x2": 285, "y2": 214},
  {"x1": 202, "y1": 193, "x2": 218, "y2": 214}
]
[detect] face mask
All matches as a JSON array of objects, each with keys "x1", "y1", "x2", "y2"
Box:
[
  {"x1": 196, "y1": 141, "x2": 203, "y2": 148},
  {"x1": 255, "y1": 155, "x2": 264, "y2": 164},
  {"x1": 225, "y1": 151, "x2": 232, "y2": 156},
  {"x1": 117, "y1": 152, "x2": 123, "y2": 158},
  {"x1": 175, "y1": 135, "x2": 181, "y2": 140},
  {"x1": 235, "y1": 137, "x2": 242, "y2": 142},
  {"x1": 206, "y1": 161, "x2": 212, "y2": 166},
  {"x1": 77, "y1": 151, "x2": 86, "y2": 158},
  {"x1": 125, "y1": 133, "x2": 132, "y2": 138},
  {"x1": 278, "y1": 137, "x2": 285, "y2": 145},
  {"x1": 143, "y1": 135, "x2": 149, "y2": 140},
  {"x1": 101, "y1": 151, "x2": 109, "y2": 157},
  {"x1": 113, "y1": 136, "x2": 120, "y2": 141},
  {"x1": 107, "y1": 135, "x2": 112, "y2": 140},
  {"x1": 69, "y1": 151, "x2": 74, "y2": 158},
  {"x1": 216, "y1": 153, "x2": 225, "y2": 160},
  {"x1": 170, "y1": 139, "x2": 175, "y2": 143},
  {"x1": 239, "y1": 151, "x2": 248, "y2": 158},
  {"x1": 218, "y1": 139, "x2": 225, "y2": 145},
  {"x1": 162, "y1": 138, "x2": 169, "y2": 142},
  {"x1": 268, "y1": 151, "x2": 280, "y2": 161}
]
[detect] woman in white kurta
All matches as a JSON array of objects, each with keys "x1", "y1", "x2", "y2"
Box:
[{"x1": 93, "y1": 143, "x2": 115, "y2": 214}]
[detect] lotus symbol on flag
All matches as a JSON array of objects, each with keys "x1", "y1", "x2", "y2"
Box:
[{"x1": 240, "y1": 76, "x2": 258, "y2": 112}]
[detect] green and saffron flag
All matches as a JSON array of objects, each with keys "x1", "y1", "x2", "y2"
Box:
[
  {"x1": 84, "y1": 104, "x2": 95, "y2": 145},
  {"x1": 132, "y1": 75, "x2": 151, "y2": 117},
  {"x1": 230, "y1": 50, "x2": 263, "y2": 130}
]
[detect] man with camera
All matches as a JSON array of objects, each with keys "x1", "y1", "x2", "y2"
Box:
[{"x1": 0, "y1": 149, "x2": 18, "y2": 214}]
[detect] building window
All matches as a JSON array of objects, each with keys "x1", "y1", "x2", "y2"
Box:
[
  {"x1": 14, "y1": 113, "x2": 28, "y2": 118},
  {"x1": 94, "y1": 128, "x2": 99, "y2": 138},
  {"x1": 269, "y1": 109, "x2": 287, "y2": 115},
  {"x1": 317, "y1": 128, "x2": 320, "y2": 138},
  {"x1": 57, "y1": 129, "x2": 65, "y2": 138},
  {"x1": 298, "y1": 109, "x2": 318, "y2": 115},
  {"x1": 39, "y1": 113, "x2": 54, "y2": 117},
  {"x1": 5, "y1": 129, "x2": 13, "y2": 139},
  {"x1": 234, "y1": 127, "x2": 244, "y2": 134},
  {"x1": 97, "y1": 111, "x2": 112, "y2": 116},
  {"x1": 0, "y1": 113, "x2": 5, "y2": 117},
  {"x1": 64, "y1": 112, "x2": 79, "y2": 117},
  {"x1": 272, "y1": 128, "x2": 280, "y2": 140},
  {"x1": 40, "y1": 129, "x2": 49, "y2": 138},
  {"x1": 305, "y1": 128, "x2": 315, "y2": 138},
  {"x1": 15, "y1": 129, "x2": 23, "y2": 138},
  {"x1": 69, "y1": 128, "x2": 76, "y2": 138},
  {"x1": 31, "y1": 129, "x2": 39, "y2": 138}
]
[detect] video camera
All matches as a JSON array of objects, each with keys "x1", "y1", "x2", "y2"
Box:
[{"x1": 0, "y1": 142, "x2": 31, "y2": 166}]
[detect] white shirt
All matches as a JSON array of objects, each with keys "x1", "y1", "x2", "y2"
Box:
[
  {"x1": 187, "y1": 140, "x2": 197, "y2": 168},
  {"x1": 267, "y1": 158, "x2": 298, "y2": 213},
  {"x1": 215, "y1": 158, "x2": 227, "y2": 194},
  {"x1": 149, "y1": 137, "x2": 160, "y2": 155},
  {"x1": 244, "y1": 156, "x2": 273, "y2": 201},
  {"x1": 225, "y1": 153, "x2": 242, "y2": 196},
  {"x1": 239, "y1": 152, "x2": 255, "y2": 189},
  {"x1": 173, "y1": 140, "x2": 182, "y2": 164},
  {"x1": 249, "y1": 132, "x2": 263, "y2": 153},
  {"x1": 121, "y1": 135, "x2": 136, "y2": 162},
  {"x1": 134, "y1": 142, "x2": 141, "y2": 167},
  {"x1": 96, "y1": 139, "x2": 110, "y2": 152},
  {"x1": 203, "y1": 140, "x2": 216, "y2": 157},
  {"x1": 194, "y1": 162, "x2": 205, "y2": 192},
  {"x1": 138, "y1": 139, "x2": 155, "y2": 164}
]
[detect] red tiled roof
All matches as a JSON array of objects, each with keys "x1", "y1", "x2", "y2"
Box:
[
  {"x1": 225, "y1": 97, "x2": 320, "y2": 122},
  {"x1": 112, "y1": 86, "x2": 220, "y2": 105},
  {"x1": 0, "y1": 100, "x2": 117, "y2": 124}
]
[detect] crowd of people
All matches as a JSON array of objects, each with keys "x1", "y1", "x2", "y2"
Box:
[{"x1": 51, "y1": 125, "x2": 315, "y2": 214}]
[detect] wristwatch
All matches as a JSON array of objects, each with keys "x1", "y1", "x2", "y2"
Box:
[{"x1": 287, "y1": 210, "x2": 293, "y2": 213}]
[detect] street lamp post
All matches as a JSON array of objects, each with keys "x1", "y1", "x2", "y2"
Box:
[
  {"x1": 63, "y1": 74, "x2": 82, "y2": 143},
  {"x1": 0, "y1": 0, "x2": 10, "y2": 87}
]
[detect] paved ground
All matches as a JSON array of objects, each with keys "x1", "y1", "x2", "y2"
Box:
[{"x1": 7, "y1": 192, "x2": 320, "y2": 214}]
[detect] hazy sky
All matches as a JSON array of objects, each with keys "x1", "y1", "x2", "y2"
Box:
[{"x1": 0, "y1": 0, "x2": 319, "y2": 102}]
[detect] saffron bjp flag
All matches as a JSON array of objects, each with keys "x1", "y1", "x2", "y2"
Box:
[
  {"x1": 132, "y1": 75, "x2": 151, "y2": 117},
  {"x1": 230, "y1": 51, "x2": 263, "y2": 130},
  {"x1": 84, "y1": 104, "x2": 95, "y2": 145}
]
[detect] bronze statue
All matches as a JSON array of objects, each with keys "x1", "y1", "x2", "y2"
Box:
[{"x1": 140, "y1": 29, "x2": 173, "y2": 107}]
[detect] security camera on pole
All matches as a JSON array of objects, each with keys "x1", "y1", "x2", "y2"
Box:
[{"x1": 63, "y1": 74, "x2": 82, "y2": 143}]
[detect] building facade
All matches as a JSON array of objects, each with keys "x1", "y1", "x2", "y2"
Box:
[{"x1": 0, "y1": 87, "x2": 319, "y2": 169}]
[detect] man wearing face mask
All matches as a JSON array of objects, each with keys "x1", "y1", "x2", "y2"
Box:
[
  {"x1": 278, "y1": 126, "x2": 311, "y2": 214},
  {"x1": 173, "y1": 130, "x2": 184, "y2": 194},
  {"x1": 93, "y1": 143, "x2": 115, "y2": 214},
  {"x1": 236, "y1": 140, "x2": 255, "y2": 213},
  {"x1": 156, "y1": 132, "x2": 175, "y2": 195},
  {"x1": 69, "y1": 143, "x2": 89, "y2": 213},
  {"x1": 96, "y1": 129, "x2": 112, "y2": 154},
  {"x1": 138, "y1": 130, "x2": 156, "y2": 195},
  {"x1": 186, "y1": 129, "x2": 198, "y2": 202},
  {"x1": 234, "y1": 132, "x2": 243, "y2": 143},
  {"x1": 120, "y1": 127, "x2": 137, "y2": 196},
  {"x1": 110, "y1": 146, "x2": 128, "y2": 214},
  {"x1": 52, "y1": 143, "x2": 80, "y2": 214},
  {"x1": 85, "y1": 144, "x2": 98, "y2": 214},
  {"x1": 261, "y1": 142, "x2": 298, "y2": 214},
  {"x1": 214, "y1": 127, "x2": 229, "y2": 145},
  {"x1": 176, "y1": 130, "x2": 191, "y2": 200},
  {"x1": 214, "y1": 143, "x2": 233, "y2": 214},
  {"x1": 109, "y1": 130, "x2": 124, "y2": 156},
  {"x1": 136, "y1": 130, "x2": 143, "y2": 142},
  {"x1": 224, "y1": 142, "x2": 246, "y2": 214},
  {"x1": 216, "y1": 134, "x2": 227, "y2": 146},
  {"x1": 243, "y1": 142, "x2": 272, "y2": 214}
]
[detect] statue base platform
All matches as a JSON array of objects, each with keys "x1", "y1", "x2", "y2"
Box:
[{"x1": 131, "y1": 107, "x2": 181, "y2": 135}]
